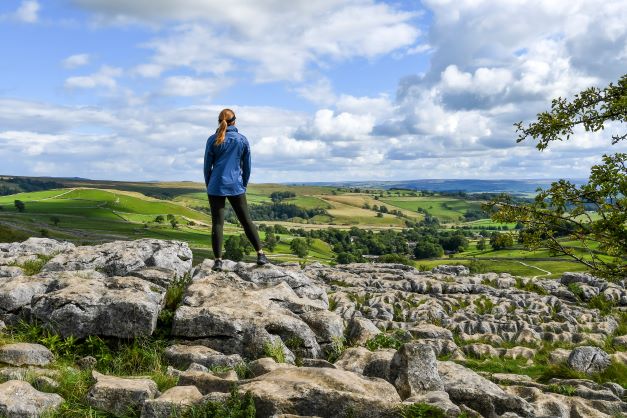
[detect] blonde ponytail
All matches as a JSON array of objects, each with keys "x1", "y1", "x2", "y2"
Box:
[{"x1": 215, "y1": 108, "x2": 235, "y2": 146}]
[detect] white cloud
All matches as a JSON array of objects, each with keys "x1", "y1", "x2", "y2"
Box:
[
  {"x1": 336, "y1": 94, "x2": 393, "y2": 119},
  {"x1": 440, "y1": 65, "x2": 513, "y2": 96},
  {"x1": 15, "y1": 0, "x2": 39, "y2": 23},
  {"x1": 295, "y1": 78, "x2": 337, "y2": 106},
  {"x1": 307, "y1": 109, "x2": 375, "y2": 139},
  {"x1": 75, "y1": 1, "x2": 421, "y2": 82},
  {"x1": 161, "y1": 76, "x2": 227, "y2": 97},
  {"x1": 63, "y1": 54, "x2": 90, "y2": 69},
  {"x1": 65, "y1": 66, "x2": 122, "y2": 89},
  {"x1": 3, "y1": 1, "x2": 626, "y2": 183},
  {"x1": 254, "y1": 136, "x2": 328, "y2": 161}
]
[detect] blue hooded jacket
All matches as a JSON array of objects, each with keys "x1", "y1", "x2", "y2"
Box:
[{"x1": 203, "y1": 125, "x2": 251, "y2": 196}]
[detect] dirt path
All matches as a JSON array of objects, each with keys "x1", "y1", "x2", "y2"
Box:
[
  {"x1": 515, "y1": 260, "x2": 551, "y2": 278},
  {"x1": 37, "y1": 188, "x2": 76, "y2": 201}
]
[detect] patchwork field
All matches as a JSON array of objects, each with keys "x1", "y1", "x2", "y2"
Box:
[
  {"x1": 380, "y1": 196, "x2": 483, "y2": 223},
  {"x1": 0, "y1": 179, "x2": 604, "y2": 276}
]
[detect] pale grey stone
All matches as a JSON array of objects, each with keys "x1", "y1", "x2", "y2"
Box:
[
  {"x1": 0, "y1": 380, "x2": 63, "y2": 418},
  {"x1": 0, "y1": 343, "x2": 53, "y2": 366},
  {"x1": 87, "y1": 371, "x2": 160, "y2": 417},
  {"x1": 140, "y1": 386, "x2": 203, "y2": 418},
  {"x1": 164, "y1": 344, "x2": 243, "y2": 369},
  {"x1": 390, "y1": 343, "x2": 443, "y2": 399}
]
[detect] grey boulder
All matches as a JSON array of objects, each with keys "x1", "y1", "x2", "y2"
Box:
[
  {"x1": 567, "y1": 346, "x2": 611, "y2": 374},
  {"x1": 43, "y1": 238, "x2": 192, "y2": 279},
  {"x1": 437, "y1": 361, "x2": 533, "y2": 417},
  {"x1": 0, "y1": 380, "x2": 63, "y2": 418},
  {"x1": 31, "y1": 271, "x2": 166, "y2": 338},
  {"x1": 237, "y1": 361, "x2": 401, "y2": 418},
  {"x1": 164, "y1": 344, "x2": 243, "y2": 369},
  {"x1": 87, "y1": 371, "x2": 160, "y2": 417},
  {"x1": 389, "y1": 343, "x2": 444, "y2": 399},
  {"x1": 172, "y1": 266, "x2": 328, "y2": 359},
  {"x1": 140, "y1": 386, "x2": 203, "y2": 418},
  {"x1": 0, "y1": 343, "x2": 53, "y2": 366}
]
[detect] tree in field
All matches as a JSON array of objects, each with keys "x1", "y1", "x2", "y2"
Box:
[
  {"x1": 170, "y1": 218, "x2": 178, "y2": 229},
  {"x1": 413, "y1": 241, "x2": 444, "y2": 259},
  {"x1": 154, "y1": 215, "x2": 165, "y2": 223},
  {"x1": 224, "y1": 236, "x2": 244, "y2": 261},
  {"x1": 50, "y1": 216, "x2": 61, "y2": 226},
  {"x1": 264, "y1": 231, "x2": 278, "y2": 252},
  {"x1": 14, "y1": 200, "x2": 25, "y2": 212},
  {"x1": 489, "y1": 233, "x2": 514, "y2": 250},
  {"x1": 239, "y1": 233, "x2": 254, "y2": 255},
  {"x1": 477, "y1": 238, "x2": 486, "y2": 251},
  {"x1": 484, "y1": 74, "x2": 626, "y2": 280},
  {"x1": 440, "y1": 234, "x2": 468, "y2": 252},
  {"x1": 336, "y1": 251, "x2": 358, "y2": 264},
  {"x1": 290, "y1": 238, "x2": 308, "y2": 258}
]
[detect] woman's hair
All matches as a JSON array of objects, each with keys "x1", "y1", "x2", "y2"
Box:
[{"x1": 215, "y1": 108, "x2": 236, "y2": 146}]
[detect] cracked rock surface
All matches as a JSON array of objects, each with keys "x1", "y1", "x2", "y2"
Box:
[{"x1": 0, "y1": 239, "x2": 625, "y2": 418}]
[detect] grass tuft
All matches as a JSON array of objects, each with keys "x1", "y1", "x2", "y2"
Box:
[
  {"x1": 473, "y1": 296, "x2": 495, "y2": 315},
  {"x1": 263, "y1": 340, "x2": 286, "y2": 364},
  {"x1": 365, "y1": 330, "x2": 409, "y2": 351},
  {"x1": 399, "y1": 402, "x2": 450, "y2": 418},
  {"x1": 10, "y1": 253, "x2": 55, "y2": 275}
]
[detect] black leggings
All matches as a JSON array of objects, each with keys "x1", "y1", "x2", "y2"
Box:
[{"x1": 208, "y1": 193, "x2": 262, "y2": 259}]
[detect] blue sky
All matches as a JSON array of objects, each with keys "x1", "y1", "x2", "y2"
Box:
[{"x1": 0, "y1": 0, "x2": 625, "y2": 183}]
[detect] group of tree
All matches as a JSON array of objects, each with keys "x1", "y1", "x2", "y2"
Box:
[
  {"x1": 153, "y1": 214, "x2": 178, "y2": 228},
  {"x1": 264, "y1": 230, "x2": 278, "y2": 251},
  {"x1": 224, "y1": 234, "x2": 254, "y2": 261},
  {"x1": 463, "y1": 209, "x2": 487, "y2": 221},
  {"x1": 14, "y1": 200, "x2": 25, "y2": 212},
  {"x1": 489, "y1": 233, "x2": 514, "y2": 250},
  {"x1": 270, "y1": 191, "x2": 296, "y2": 202},
  {"x1": 0, "y1": 177, "x2": 64, "y2": 196},
  {"x1": 289, "y1": 238, "x2": 309, "y2": 258},
  {"x1": 228, "y1": 202, "x2": 328, "y2": 222}
]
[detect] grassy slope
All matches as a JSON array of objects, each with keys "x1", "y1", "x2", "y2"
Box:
[
  {"x1": 380, "y1": 196, "x2": 483, "y2": 223},
  {"x1": 0, "y1": 182, "x2": 596, "y2": 275}
]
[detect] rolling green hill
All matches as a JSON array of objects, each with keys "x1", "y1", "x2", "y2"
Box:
[{"x1": 0, "y1": 178, "x2": 602, "y2": 276}]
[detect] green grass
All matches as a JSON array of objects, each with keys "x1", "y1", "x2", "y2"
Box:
[
  {"x1": 380, "y1": 196, "x2": 482, "y2": 222},
  {"x1": 0, "y1": 186, "x2": 606, "y2": 274},
  {"x1": 185, "y1": 388, "x2": 256, "y2": 418},
  {"x1": 460, "y1": 218, "x2": 517, "y2": 229},
  {"x1": 0, "y1": 189, "x2": 69, "y2": 203},
  {"x1": 414, "y1": 258, "x2": 587, "y2": 278},
  {"x1": 399, "y1": 403, "x2": 449, "y2": 418},
  {"x1": 1, "y1": 188, "x2": 211, "y2": 223},
  {"x1": 10, "y1": 253, "x2": 54, "y2": 275},
  {"x1": 365, "y1": 330, "x2": 409, "y2": 351},
  {"x1": 263, "y1": 340, "x2": 286, "y2": 363}
]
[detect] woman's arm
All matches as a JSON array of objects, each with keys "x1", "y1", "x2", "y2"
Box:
[
  {"x1": 241, "y1": 138, "x2": 251, "y2": 187},
  {"x1": 203, "y1": 138, "x2": 214, "y2": 188}
]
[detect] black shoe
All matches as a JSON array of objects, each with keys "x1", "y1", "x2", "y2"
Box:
[
  {"x1": 257, "y1": 253, "x2": 269, "y2": 266},
  {"x1": 212, "y1": 259, "x2": 223, "y2": 271}
]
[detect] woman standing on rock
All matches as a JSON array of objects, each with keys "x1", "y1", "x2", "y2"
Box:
[{"x1": 203, "y1": 108, "x2": 268, "y2": 271}]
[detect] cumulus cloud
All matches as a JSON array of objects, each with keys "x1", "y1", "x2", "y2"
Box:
[
  {"x1": 15, "y1": 0, "x2": 39, "y2": 23},
  {"x1": 74, "y1": 0, "x2": 420, "y2": 82},
  {"x1": 3, "y1": 1, "x2": 626, "y2": 182},
  {"x1": 295, "y1": 78, "x2": 337, "y2": 106},
  {"x1": 63, "y1": 54, "x2": 90, "y2": 69},
  {"x1": 374, "y1": 0, "x2": 627, "y2": 179},
  {"x1": 65, "y1": 66, "x2": 122, "y2": 89},
  {"x1": 161, "y1": 76, "x2": 228, "y2": 97}
]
